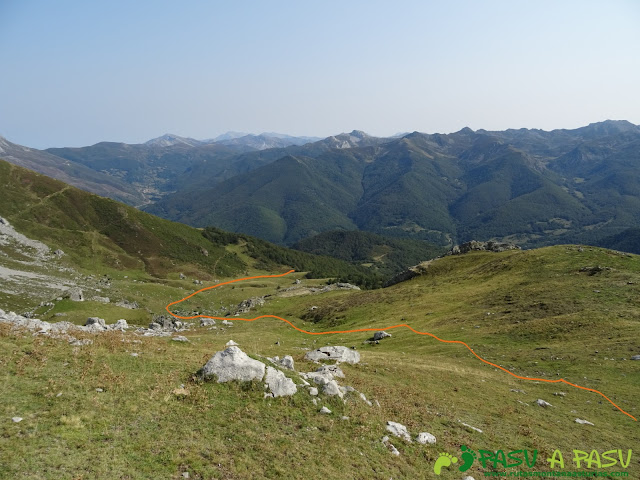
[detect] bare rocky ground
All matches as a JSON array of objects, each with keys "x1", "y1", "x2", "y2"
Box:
[{"x1": 0, "y1": 216, "x2": 80, "y2": 303}]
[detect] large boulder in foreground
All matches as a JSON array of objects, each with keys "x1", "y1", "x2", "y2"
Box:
[
  {"x1": 304, "y1": 346, "x2": 360, "y2": 364},
  {"x1": 200, "y1": 346, "x2": 265, "y2": 382}
]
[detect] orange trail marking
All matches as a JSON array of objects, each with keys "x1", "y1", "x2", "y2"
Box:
[{"x1": 166, "y1": 270, "x2": 637, "y2": 422}]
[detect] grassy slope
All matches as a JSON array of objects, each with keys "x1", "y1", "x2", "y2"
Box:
[{"x1": 1, "y1": 246, "x2": 638, "y2": 479}]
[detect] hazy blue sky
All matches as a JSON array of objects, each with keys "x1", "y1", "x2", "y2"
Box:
[{"x1": 1, "y1": 0, "x2": 639, "y2": 148}]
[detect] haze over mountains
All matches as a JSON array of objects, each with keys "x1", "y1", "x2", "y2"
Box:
[{"x1": 2, "y1": 120, "x2": 640, "y2": 251}]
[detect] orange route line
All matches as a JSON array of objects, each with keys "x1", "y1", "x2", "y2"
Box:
[{"x1": 166, "y1": 269, "x2": 637, "y2": 422}]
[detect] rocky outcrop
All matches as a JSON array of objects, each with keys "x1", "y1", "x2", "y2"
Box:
[
  {"x1": 446, "y1": 240, "x2": 520, "y2": 255},
  {"x1": 66, "y1": 287, "x2": 84, "y2": 302},
  {"x1": 383, "y1": 260, "x2": 434, "y2": 287},
  {"x1": 236, "y1": 297, "x2": 265, "y2": 313},
  {"x1": 115, "y1": 299, "x2": 139, "y2": 309},
  {"x1": 0, "y1": 309, "x2": 129, "y2": 344}
]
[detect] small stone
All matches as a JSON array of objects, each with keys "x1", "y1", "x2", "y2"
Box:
[
  {"x1": 553, "y1": 392, "x2": 566, "y2": 397},
  {"x1": 56, "y1": 392, "x2": 62, "y2": 397},
  {"x1": 575, "y1": 418, "x2": 594, "y2": 426},
  {"x1": 359, "y1": 392, "x2": 373, "y2": 406},
  {"x1": 319, "y1": 406, "x2": 331, "y2": 414},
  {"x1": 308, "y1": 387, "x2": 318, "y2": 396},
  {"x1": 537, "y1": 399, "x2": 552, "y2": 408},
  {"x1": 172, "y1": 336, "x2": 189, "y2": 342},
  {"x1": 386, "y1": 421, "x2": 411, "y2": 442},
  {"x1": 630, "y1": 355, "x2": 640, "y2": 360},
  {"x1": 341, "y1": 416, "x2": 349, "y2": 421},
  {"x1": 131, "y1": 353, "x2": 139, "y2": 357},
  {"x1": 11, "y1": 417, "x2": 23, "y2": 423},
  {"x1": 373, "y1": 331, "x2": 392, "y2": 341},
  {"x1": 182, "y1": 472, "x2": 190, "y2": 478},
  {"x1": 95, "y1": 388, "x2": 103, "y2": 393},
  {"x1": 415, "y1": 432, "x2": 437, "y2": 444}
]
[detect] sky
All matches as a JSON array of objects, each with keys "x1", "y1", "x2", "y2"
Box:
[{"x1": 1, "y1": 0, "x2": 639, "y2": 149}]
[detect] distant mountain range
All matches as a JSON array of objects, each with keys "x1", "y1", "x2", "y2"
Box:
[{"x1": 2, "y1": 120, "x2": 640, "y2": 251}]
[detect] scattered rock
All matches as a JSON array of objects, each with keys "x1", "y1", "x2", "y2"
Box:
[
  {"x1": 148, "y1": 322, "x2": 162, "y2": 330},
  {"x1": 373, "y1": 331, "x2": 392, "y2": 341},
  {"x1": 112, "y1": 319, "x2": 128, "y2": 331},
  {"x1": 85, "y1": 317, "x2": 106, "y2": 330},
  {"x1": 66, "y1": 287, "x2": 84, "y2": 302},
  {"x1": 304, "y1": 346, "x2": 360, "y2": 364},
  {"x1": 631, "y1": 355, "x2": 640, "y2": 360},
  {"x1": 95, "y1": 388, "x2": 104, "y2": 393},
  {"x1": 359, "y1": 392, "x2": 373, "y2": 407},
  {"x1": 221, "y1": 320, "x2": 233, "y2": 326},
  {"x1": 308, "y1": 387, "x2": 318, "y2": 396},
  {"x1": 386, "y1": 421, "x2": 411, "y2": 442},
  {"x1": 200, "y1": 346, "x2": 266, "y2": 383},
  {"x1": 11, "y1": 417, "x2": 23, "y2": 423},
  {"x1": 537, "y1": 399, "x2": 553, "y2": 408},
  {"x1": 460, "y1": 422, "x2": 483, "y2": 433},
  {"x1": 226, "y1": 340, "x2": 239, "y2": 346},
  {"x1": 415, "y1": 432, "x2": 437, "y2": 444},
  {"x1": 92, "y1": 296, "x2": 110, "y2": 304},
  {"x1": 200, "y1": 318, "x2": 216, "y2": 326},
  {"x1": 341, "y1": 416, "x2": 349, "y2": 421},
  {"x1": 172, "y1": 336, "x2": 189, "y2": 342},
  {"x1": 264, "y1": 366, "x2": 297, "y2": 397},
  {"x1": 115, "y1": 299, "x2": 139, "y2": 309},
  {"x1": 381, "y1": 436, "x2": 400, "y2": 456},
  {"x1": 322, "y1": 380, "x2": 343, "y2": 398},
  {"x1": 448, "y1": 240, "x2": 520, "y2": 255},
  {"x1": 179, "y1": 273, "x2": 186, "y2": 280},
  {"x1": 236, "y1": 296, "x2": 265, "y2": 313},
  {"x1": 53, "y1": 249, "x2": 65, "y2": 257},
  {"x1": 319, "y1": 406, "x2": 331, "y2": 414},
  {"x1": 575, "y1": 418, "x2": 594, "y2": 426},
  {"x1": 279, "y1": 355, "x2": 295, "y2": 370},
  {"x1": 553, "y1": 392, "x2": 566, "y2": 397},
  {"x1": 315, "y1": 364, "x2": 344, "y2": 378},
  {"x1": 130, "y1": 353, "x2": 139, "y2": 357}
]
